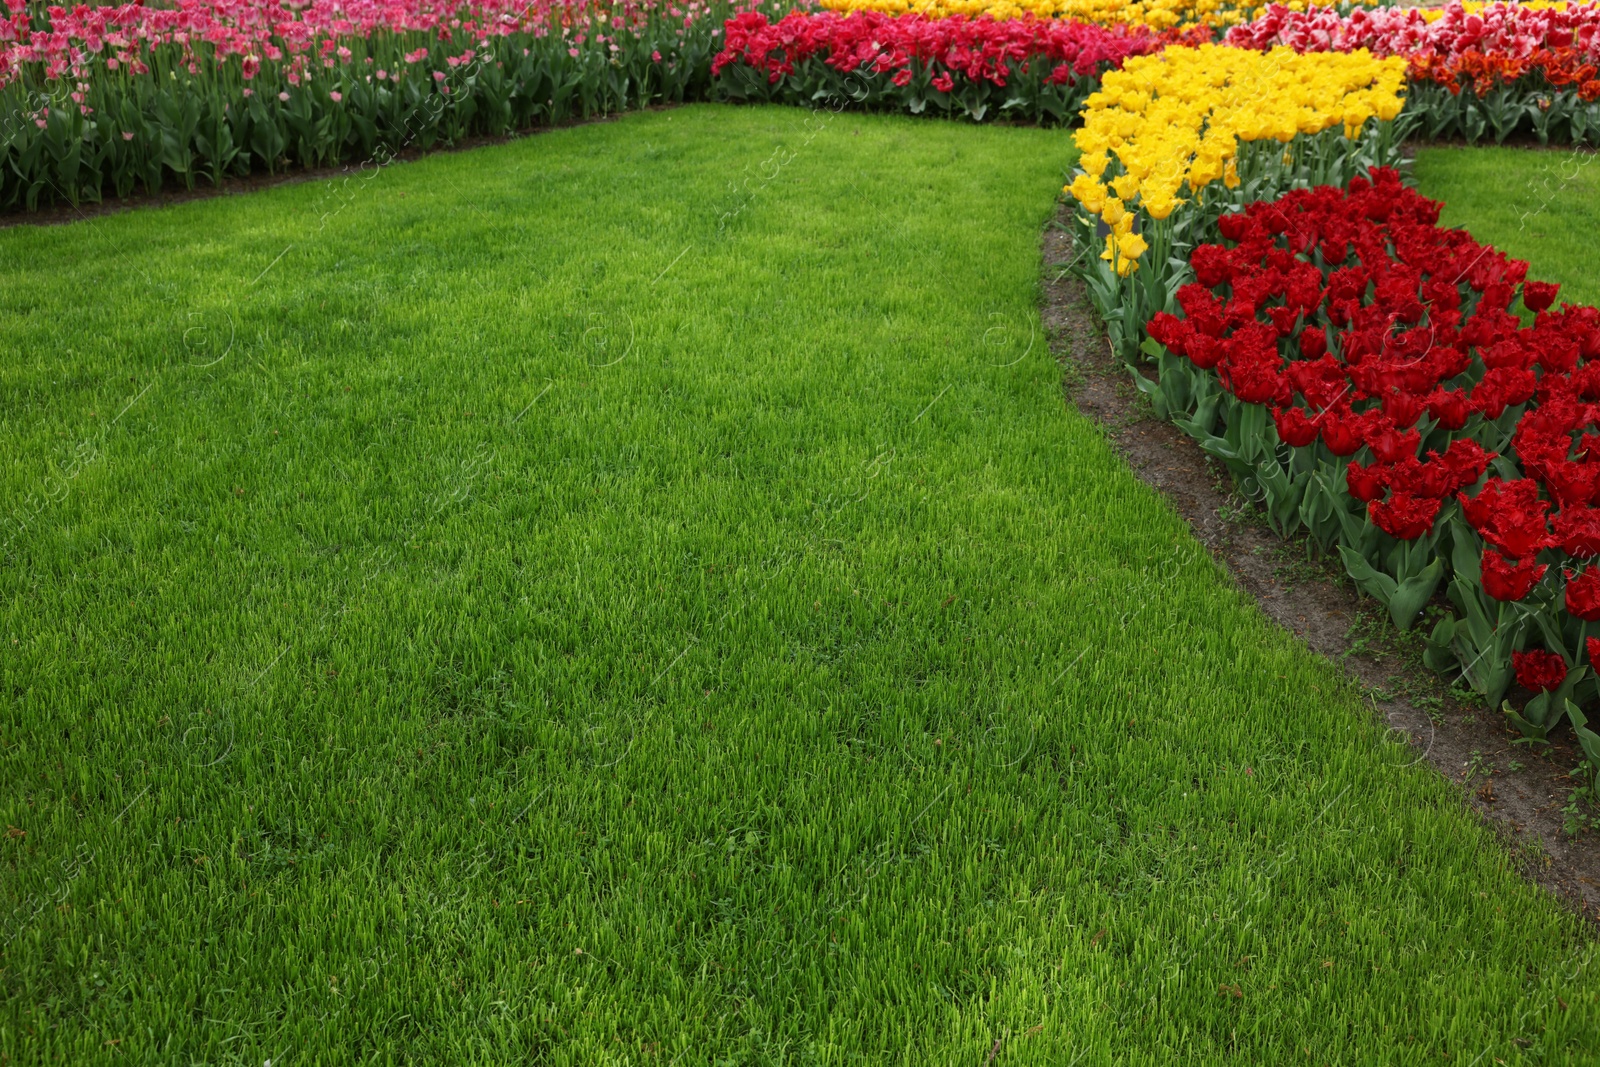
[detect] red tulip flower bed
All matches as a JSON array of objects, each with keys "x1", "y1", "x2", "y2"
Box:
[
  {"x1": 1139, "y1": 166, "x2": 1600, "y2": 751},
  {"x1": 711, "y1": 11, "x2": 1199, "y2": 123}
]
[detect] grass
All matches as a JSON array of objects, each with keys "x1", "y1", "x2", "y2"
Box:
[
  {"x1": 2, "y1": 105, "x2": 1597, "y2": 1064},
  {"x1": 1412, "y1": 144, "x2": 1600, "y2": 308}
]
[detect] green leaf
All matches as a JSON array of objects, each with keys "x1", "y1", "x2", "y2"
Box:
[
  {"x1": 1502, "y1": 700, "x2": 1550, "y2": 741},
  {"x1": 1564, "y1": 701, "x2": 1600, "y2": 767},
  {"x1": 1424, "y1": 615, "x2": 1457, "y2": 672},
  {"x1": 1339, "y1": 544, "x2": 1399, "y2": 603},
  {"x1": 1387, "y1": 557, "x2": 1444, "y2": 632}
]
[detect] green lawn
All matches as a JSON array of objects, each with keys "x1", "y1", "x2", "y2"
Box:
[
  {"x1": 2, "y1": 105, "x2": 1596, "y2": 1064},
  {"x1": 1413, "y1": 144, "x2": 1600, "y2": 308}
]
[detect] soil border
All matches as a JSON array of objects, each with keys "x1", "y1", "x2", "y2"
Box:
[{"x1": 1040, "y1": 205, "x2": 1600, "y2": 924}]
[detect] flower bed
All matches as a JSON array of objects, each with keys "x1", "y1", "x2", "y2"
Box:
[
  {"x1": 0, "y1": 0, "x2": 770, "y2": 210},
  {"x1": 1062, "y1": 42, "x2": 1407, "y2": 359},
  {"x1": 1126, "y1": 167, "x2": 1600, "y2": 752},
  {"x1": 710, "y1": 10, "x2": 1191, "y2": 121},
  {"x1": 814, "y1": 0, "x2": 1385, "y2": 32},
  {"x1": 1226, "y1": 1, "x2": 1600, "y2": 144}
]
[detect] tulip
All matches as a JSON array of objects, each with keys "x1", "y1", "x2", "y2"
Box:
[
  {"x1": 1140, "y1": 193, "x2": 1181, "y2": 220},
  {"x1": 1116, "y1": 231, "x2": 1148, "y2": 261},
  {"x1": 1369, "y1": 492, "x2": 1442, "y2": 541},
  {"x1": 1482, "y1": 551, "x2": 1546, "y2": 602},
  {"x1": 1513, "y1": 649, "x2": 1567, "y2": 693},
  {"x1": 1522, "y1": 280, "x2": 1560, "y2": 314},
  {"x1": 1273, "y1": 406, "x2": 1319, "y2": 448},
  {"x1": 1424, "y1": 389, "x2": 1470, "y2": 431},
  {"x1": 1345, "y1": 461, "x2": 1387, "y2": 503},
  {"x1": 1566, "y1": 567, "x2": 1600, "y2": 621}
]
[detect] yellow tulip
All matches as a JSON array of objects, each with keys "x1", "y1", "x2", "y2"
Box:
[
  {"x1": 1066, "y1": 173, "x2": 1108, "y2": 214},
  {"x1": 1140, "y1": 192, "x2": 1182, "y2": 220},
  {"x1": 1187, "y1": 155, "x2": 1222, "y2": 188},
  {"x1": 1071, "y1": 45, "x2": 1406, "y2": 217},
  {"x1": 1100, "y1": 235, "x2": 1139, "y2": 276}
]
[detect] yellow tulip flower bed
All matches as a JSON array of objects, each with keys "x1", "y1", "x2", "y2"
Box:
[
  {"x1": 816, "y1": 0, "x2": 1383, "y2": 31},
  {"x1": 1062, "y1": 43, "x2": 1407, "y2": 359}
]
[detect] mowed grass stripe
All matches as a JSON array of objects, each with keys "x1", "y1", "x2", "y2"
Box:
[{"x1": 0, "y1": 106, "x2": 1595, "y2": 1064}]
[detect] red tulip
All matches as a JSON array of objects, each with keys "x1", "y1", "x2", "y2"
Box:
[
  {"x1": 1482, "y1": 337, "x2": 1533, "y2": 371},
  {"x1": 1513, "y1": 649, "x2": 1567, "y2": 693},
  {"x1": 1566, "y1": 567, "x2": 1600, "y2": 620},
  {"x1": 1268, "y1": 305, "x2": 1300, "y2": 336},
  {"x1": 1523, "y1": 280, "x2": 1560, "y2": 314},
  {"x1": 1286, "y1": 355, "x2": 1348, "y2": 412},
  {"x1": 1320, "y1": 412, "x2": 1366, "y2": 457},
  {"x1": 1472, "y1": 367, "x2": 1538, "y2": 420},
  {"x1": 1370, "y1": 492, "x2": 1441, "y2": 541},
  {"x1": 1191, "y1": 245, "x2": 1233, "y2": 288},
  {"x1": 1482, "y1": 508, "x2": 1554, "y2": 560},
  {"x1": 1187, "y1": 334, "x2": 1223, "y2": 371},
  {"x1": 1345, "y1": 461, "x2": 1387, "y2": 503},
  {"x1": 1380, "y1": 387, "x2": 1427, "y2": 430},
  {"x1": 1424, "y1": 388, "x2": 1470, "y2": 431},
  {"x1": 1217, "y1": 213, "x2": 1252, "y2": 243},
  {"x1": 1582, "y1": 325, "x2": 1600, "y2": 362},
  {"x1": 1541, "y1": 462, "x2": 1597, "y2": 510},
  {"x1": 1299, "y1": 325, "x2": 1328, "y2": 360},
  {"x1": 1433, "y1": 438, "x2": 1492, "y2": 494},
  {"x1": 1146, "y1": 312, "x2": 1191, "y2": 356},
  {"x1": 1273, "y1": 406, "x2": 1319, "y2": 448},
  {"x1": 1367, "y1": 423, "x2": 1421, "y2": 464},
  {"x1": 1481, "y1": 551, "x2": 1546, "y2": 602},
  {"x1": 1460, "y1": 480, "x2": 1551, "y2": 558}
]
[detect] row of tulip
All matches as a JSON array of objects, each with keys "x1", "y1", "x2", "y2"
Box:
[
  {"x1": 0, "y1": 0, "x2": 773, "y2": 210},
  {"x1": 1054, "y1": 41, "x2": 1600, "y2": 738},
  {"x1": 1062, "y1": 43, "x2": 1408, "y2": 362},
  {"x1": 709, "y1": 10, "x2": 1200, "y2": 121},
  {"x1": 1115, "y1": 168, "x2": 1600, "y2": 752},
  {"x1": 1226, "y1": 1, "x2": 1600, "y2": 144},
  {"x1": 815, "y1": 0, "x2": 1385, "y2": 32},
  {"x1": 3, "y1": 0, "x2": 1595, "y2": 214}
]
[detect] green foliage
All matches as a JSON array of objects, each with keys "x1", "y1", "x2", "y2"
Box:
[
  {"x1": 0, "y1": 8, "x2": 754, "y2": 211},
  {"x1": 1408, "y1": 82, "x2": 1600, "y2": 148}
]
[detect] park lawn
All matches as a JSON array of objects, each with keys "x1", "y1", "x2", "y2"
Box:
[
  {"x1": 1, "y1": 105, "x2": 1596, "y2": 1064},
  {"x1": 1412, "y1": 143, "x2": 1600, "y2": 309}
]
